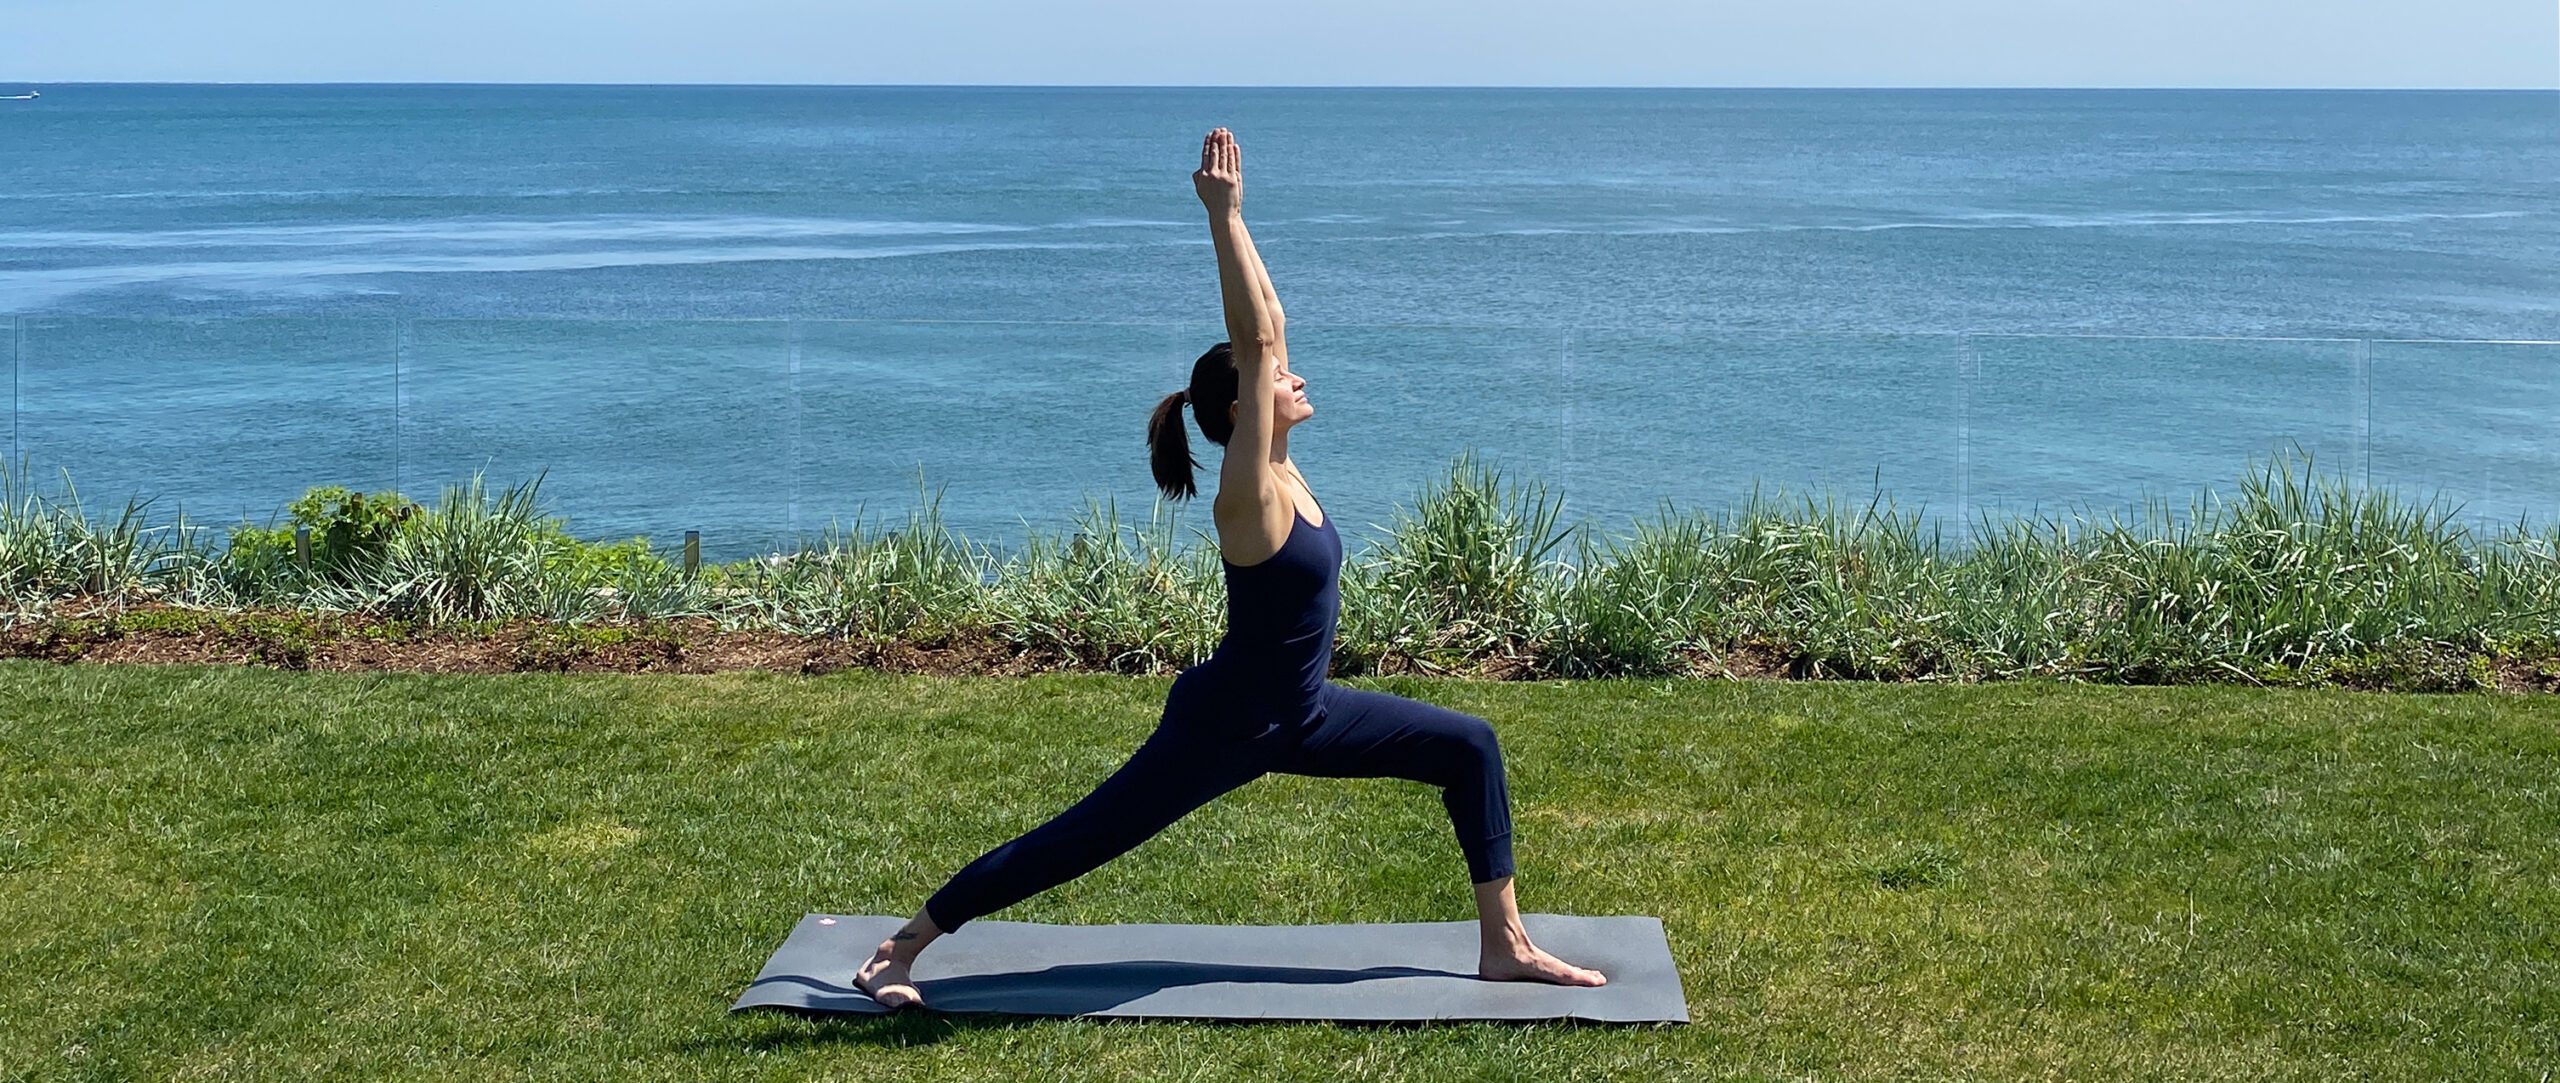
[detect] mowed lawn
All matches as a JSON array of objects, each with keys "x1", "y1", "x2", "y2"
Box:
[{"x1": 2, "y1": 661, "x2": 2554, "y2": 1081}]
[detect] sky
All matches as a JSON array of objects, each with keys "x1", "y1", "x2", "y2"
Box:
[{"x1": 6, "y1": 0, "x2": 2557, "y2": 88}]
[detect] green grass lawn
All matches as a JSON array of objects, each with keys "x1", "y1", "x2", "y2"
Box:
[{"x1": 3, "y1": 661, "x2": 2554, "y2": 1081}]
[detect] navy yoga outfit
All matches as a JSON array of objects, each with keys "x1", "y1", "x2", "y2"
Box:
[{"x1": 923, "y1": 501, "x2": 1517, "y2": 932}]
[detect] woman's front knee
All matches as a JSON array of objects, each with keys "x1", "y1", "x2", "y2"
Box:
[{"x1": 1452, "y1": 715, "x2": 1502, "y2": 767}]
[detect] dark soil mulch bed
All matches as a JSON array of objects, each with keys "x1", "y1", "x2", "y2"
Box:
[
  {"x1": 0, "y1": 601, "x2": 1046, "y2": 678},
  {"x1": 4, "y1": 600, "x2": 2554, "y2": 693}
]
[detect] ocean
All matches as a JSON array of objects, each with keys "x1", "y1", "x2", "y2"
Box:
[{"x1": 3, "y1": 85, "x2": 2555, "y2": 556}]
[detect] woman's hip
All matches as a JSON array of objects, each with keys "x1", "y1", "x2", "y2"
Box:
[{"x1": 1164, "y1": 663, "x2": 1325, "y2": 741}]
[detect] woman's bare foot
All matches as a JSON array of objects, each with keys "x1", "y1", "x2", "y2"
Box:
[
  {"x1": 1470, "y1": 876, "x2": 1605, "y2": 986},
  {"x1": 1479, "y1": 941, "x2": 1608, "y2": 986},
  {"x1": 854, "y1": 940, "x2": 925, "y2": 1008}
]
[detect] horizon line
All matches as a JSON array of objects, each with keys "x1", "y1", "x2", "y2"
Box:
[{"x1": 10, "y1": 80, "x2": 2557, "y2": 93}]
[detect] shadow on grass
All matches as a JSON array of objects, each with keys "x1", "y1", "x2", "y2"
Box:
[{"x1": 705, "y1": 1009, "x2": 1048, "y2": 1051}]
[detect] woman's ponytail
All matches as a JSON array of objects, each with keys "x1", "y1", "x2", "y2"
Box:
[
  {"x1": 1148, "y1": 389, "x2": 1199, "y2": 500},
  {"x1": 1146, "y1": 343, "x2": 1239, "y2": 502}
]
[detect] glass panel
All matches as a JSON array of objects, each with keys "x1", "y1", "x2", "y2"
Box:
[
  {"x1": 33, "y1": 321, "x2": 2545, "y2": 563},
  {"x1": 17, "y1": 317, "x2": 396, "y2": 525},
  {"x1": 1280, "y1": 324, "x2": 1566, "y2": 550},
  {"x1": 399, "y1": 319, "x2": 791, "y2": 559},
  {"x1": 1967, "y1": 336, "x2": 2366, "y2": 526},
  {"x1": 2369, "y1": 340, "x2": 2560, "y2": 533},
  {"x1": 1564, "y1": 331, "x2": 1962, "y2": 537},
  {"x1": 790, "y1": 320, "x2": 1192, "y2": 557}
]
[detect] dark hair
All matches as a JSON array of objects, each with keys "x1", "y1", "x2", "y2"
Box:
[{"x1": 1147, "y1": 341, "x2": 1240, "y2": 501}]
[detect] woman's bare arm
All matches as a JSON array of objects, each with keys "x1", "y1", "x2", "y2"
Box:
[
  {"x1": 1194, "y1": 128, "x2": 1292, "y2": 560},
  {"x1": 1231, "y1": 201, "x2": 1285, "y2": 335},
  {"x1": 1198, "y1": 131, "x2": 1277, "y2": 378}
]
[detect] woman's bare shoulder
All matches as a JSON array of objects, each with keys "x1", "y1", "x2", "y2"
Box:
[{"x1": 1211, "y1": 481, "x2": 1292, "y2": 566}]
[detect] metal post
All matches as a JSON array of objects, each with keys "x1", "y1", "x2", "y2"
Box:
[
  {"x1": 2353, "y1": 338, "x2": 2372, "y2": 495},
  {"x1": 294, "y1": 527, "x2": 313, "y2": 575},
  {"x1": 393, "y1": 317, "x2": 406, "y2": 497},
  {"x1": 1955, "y1": 334, "x2": 1976, "y2": 549},
  {"x1": 1557, "y1": 326, "x2": 1573, "y2": 511},
  {"x1": 10, "y1": 316, "x2": 21, "y2": 468},
  {"x1": 787, "y1": 320, "x2": 802, "y2": 540},
  {"x1": 9, "y1": 313, "x2": 20, "y2": 471},
  {"x1": 683, "y1": 530, "x2": 701, "y2": 576}
]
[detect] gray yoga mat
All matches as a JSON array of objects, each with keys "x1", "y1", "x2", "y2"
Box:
[{"x1": 732, "y1": 913, "x2": 1688, "y2": 1023}]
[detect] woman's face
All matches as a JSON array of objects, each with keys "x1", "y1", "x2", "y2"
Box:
[{"x1": 1231, "y1": 360, "x2": 1313, "y2": 433}]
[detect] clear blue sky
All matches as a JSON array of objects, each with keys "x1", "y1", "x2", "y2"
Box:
[{"x1": 9, "y1": 0, "x2": 2556, "y2": 88}]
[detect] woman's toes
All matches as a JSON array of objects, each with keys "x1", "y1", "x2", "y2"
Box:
[
  {"x1": 855, "y1": 947, "x2": 926, "y2": 1008},
  {"x1": 858, "y1": 972, "x2": 922, "y2": 1009},
  {"x1": 1482, "y1": 948, "x2": 1607, "y2": 987},
  {"x1": 1540, "y1": 952, "x2": 1604, "y2": 986}
]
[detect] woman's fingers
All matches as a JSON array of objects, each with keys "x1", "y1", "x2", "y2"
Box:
[{"x1": 1198, "y1": 127, "x2": 1241, "y2": 182}]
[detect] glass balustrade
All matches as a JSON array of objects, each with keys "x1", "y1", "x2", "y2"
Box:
[
  {"x1": 1283, "y1": 323, "x2": 1569, "y2": 551},
  {"x1": 1966, "y1": 334, "x2": 2369, "y2": 528},
  {"x1": 400, "y1": 319, "x2": 795, "y2": 556},
  {"x1": 1563, "y1": 330, "x2": 1961, "y2": 537},
  {"x1": 789, "y1": 320, "x2": 1198, "y2": 553},
  {"x1": 2369, "y1": 339, "x2": 2560, "y2": 534},
  {"x1": 16, "y1": 317, "x2": 397, "y2": 527},
  {"x1": 0, "y1": 316, "x2": 2551, "y2": 559}
]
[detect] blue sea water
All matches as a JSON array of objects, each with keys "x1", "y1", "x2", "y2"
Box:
[{"x1": 1, "y1": 86, "x2": 2556, "y2": 556}]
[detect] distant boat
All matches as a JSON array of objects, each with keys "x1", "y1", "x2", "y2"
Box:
[{"x1": 0, "y1": 91, "x2": 36, "y2": 100}]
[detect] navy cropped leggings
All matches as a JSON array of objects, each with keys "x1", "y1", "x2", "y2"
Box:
[{"x1": 923, "y1": 675, "x2": 1516, "y2": 932}]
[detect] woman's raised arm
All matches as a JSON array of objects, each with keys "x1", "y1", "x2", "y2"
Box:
[
  {"x1": 1231, "y1": 191, "x2": 1286, "y2": 337},
  {"x1": 1194, "y1": 128, "x2": 1290, "y2": 549}
]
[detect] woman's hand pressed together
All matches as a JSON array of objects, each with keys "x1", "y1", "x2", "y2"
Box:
[{"x1": 1194, "y1": 127, "x2": 1242, "y2": 215}]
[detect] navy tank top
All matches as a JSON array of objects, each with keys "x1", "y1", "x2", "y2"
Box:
[{"x1": 1206, "y1": 504, "x2": 1342, "y2": 729}]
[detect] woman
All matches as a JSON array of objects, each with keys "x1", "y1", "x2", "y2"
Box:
[{"x1": 854, "y1": 129, "x2": 1605, "y2": 1008}]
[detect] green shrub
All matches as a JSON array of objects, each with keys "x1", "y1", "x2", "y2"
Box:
[
  {"x1": 5, "y1": 449, "x2": 2560, "y2": 693},
  {"x1": 1337, "y1": 451, "x2": 1572, "y2": 675},
  {"x1": 983, "y1": 496, "x2": 1224, "y2": 673},
  {"x1": 287, "y1": 486, "x2": 420, "y2": 580},
  {"x1": 722, "y1": 478, "x2": 994, "y2": 639},
  {"x1": 1, "y1": 459, "x2": 213, "y2": 606}
]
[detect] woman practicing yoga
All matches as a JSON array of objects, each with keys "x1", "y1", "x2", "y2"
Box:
[{"x1": 853, "y1": 129, "x2": 1605, "y2": 1007}]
